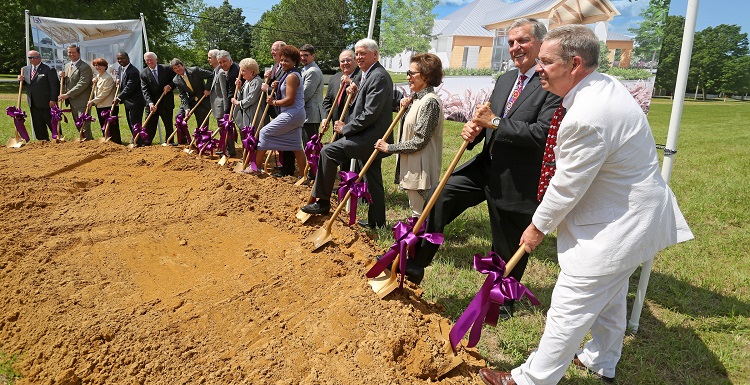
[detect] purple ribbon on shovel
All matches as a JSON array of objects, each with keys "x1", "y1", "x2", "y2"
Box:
[
  {"x1": 50, "y1": 105, "x2": 64, "y2": 139},
  {"x1": 174, "y1": 114, "x2": 190, "y2": 143},
  {"x1": 74, "y1": 112, "x2": 95, "y2": 136},
  {"x1": 194, "y1": 125, "x2": 219, "y2": 155},
  {"x1": 337, "y1": 171, "x2": 372, "y2": 225},
  {"x1": 132, "y1": 123, "x2": 149, "y2": 144},
  {"x1": 448, "y1": 251, "x2": 540, "y2": 351},
  {"x1": 5, "y1": 106, "x2": 30, "y2": 141},
  {"x1": 218, "y1": 113, "x2": 236, "y2": 151},
  {"x1": 365, "y1": 217, "x2": 444, "y2": 290},
  {"x1": 100, "y1": 110, "x2": 118, "y2": 133},
  {"x1": 241, "y1": 125, "x2": 259, "y2": 171},
  {"x1": 304, "y1": 133, "x2": 323, "y2": 175}
]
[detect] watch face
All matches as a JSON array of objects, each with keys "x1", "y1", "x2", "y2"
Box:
[{"x1": 492, "y1": 117, "x2": 501, "y2": 127}]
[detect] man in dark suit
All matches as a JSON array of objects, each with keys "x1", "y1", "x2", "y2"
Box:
[
  {"x1": 301, "y1": 38, "x2": 393, "y2": 228},
  {"x1": 215, "y1": 50, "x2": 240, "y2": 157},
  {"x1": 140, "y1": 52, "x2": 176, "y2": 145},
  {"x1": 20, "y1": 50, "x2": 59, "y2": 141},
  {"x1": 170, "y1": 58, "x2": 212, "y2": 137},
  {"x1": 321, "y1": 49, "x2": 361, "y2": 129},
  {"x1": 407, "y1": 19, "x2": 563, "y2": 312},
  {"x1": 114, "y1": 51, "x2": 145, "y2": 145}
]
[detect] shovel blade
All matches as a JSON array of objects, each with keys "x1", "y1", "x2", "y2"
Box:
[
  {"x1": 436, "y1": 319, "x2": 464, "y2": 378},
  {"x1": 306, "y1": 226, "x2": 332, "y2": 250},
  {"x1": 233, "y1": 161, "x2": 246, "y2": 173},
  {"x1": 127, "y1": 143, "x2": 136, "y2": 149},
  {"x1": 218, "y1": 155, "x2": 228, "y2": 166},
  {"x1": 296, "y1": 209, "x2": 313, "y2": 223},
  {"x1": 368, "y1": 255, "x2": 400, "y2": 299},
  {"x1": 6, "y1": 138, "x2": 24, "y2": 148}
]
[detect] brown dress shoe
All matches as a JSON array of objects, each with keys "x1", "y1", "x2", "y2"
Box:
[
  {"x1": 572, "y1": 355, "x2": 615, "y2": 383},
  {"x1": 479, "y1": 368, "x2": 517, "y2": 385}
]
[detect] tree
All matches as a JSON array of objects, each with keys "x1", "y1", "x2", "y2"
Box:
[
  {"x1": 628, "y1": 0, "x2": 671, "y2": 67},
  {"x1": 379, "y1": 0, "x2": 437, "y2": 57},
  {"x1": 719, "y1": 55, "x2": 750, "y2": 99},
  {"x1": 689, "y1": 24, "x2": 748, "y2": 98},
  {"x1": 654, "y1": 15, "x2": 684, "y2": 94},
  {"x1": 191, "y1": 0, "x2": 252, "y2": 61}
]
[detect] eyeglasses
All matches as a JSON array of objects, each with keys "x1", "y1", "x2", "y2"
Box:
[
  {"x1": 534, "y1": 58, "x2": 546, "y2": 71},
  {"x1": 28, "y1": 56, "x2": 40, "y2": 59},
  {"x1": 406, "y1": 70, "x2": 420, "y2": 77}
]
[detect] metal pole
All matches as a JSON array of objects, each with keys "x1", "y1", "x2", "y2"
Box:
[
  {"x1": 25, "y1": 10, "x2": 31, "y2": 65},
  {"x1": 628, "y1": 0, "x2": 699, "y2": 334}
]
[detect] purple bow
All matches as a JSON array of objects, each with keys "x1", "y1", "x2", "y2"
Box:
[
  {"x1": 74, "y1": 112, "x2": 95, "y2": 131},
  {"x1": 100, "y1": 110, "x2": 118, "y2": 133},
  {"x1": 218, "y1": 113, "x2": 236, "y2": 151},
  {"x1": 194, "y1": 125, "x2": 219, "y2": 155},
  {"x1": 132, "y1": 123, "x2": 149, "y2": 143},
  {"x1": 448, "y1": 251, "x2": 540, "y2": 351},
  {"x1": 365, "y1": 217, "x2": 444, "y2": 290},
  {"x1": 304, "y1": 133, "x2": 323, "y2": 175},
  {"x1": 241, "y1": 126, "x2": 259, "y2": 171},
  {"x1": 174, "y1": 114, "x2": 190, "y2": 143},
  {"x1": 337, "y1": 171, "x2": 372, "y2": 225},
  {"x1": 5, "y1": 106, "x2": 30, "y2": 142},
  {"x1": 50, "y1": 105, "x2": 64, "y2": 139}
]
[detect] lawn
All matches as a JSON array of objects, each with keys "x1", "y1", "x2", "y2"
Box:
[{"x1": 1, "y1": 88, "x2": 748, "y2": 383}]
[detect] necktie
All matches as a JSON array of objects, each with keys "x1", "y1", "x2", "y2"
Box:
[
  {"x1": 503, "y1": 74, "x2": 527, "y2": 117},
  {"x1": 152, "y1": 68, "x2": 158, "y2": 81},
  {"x1": 31, "y1": 66, "x2": 37, "y2": 80},
  {"x1": 337, "y1": 78, "x2": 346, "y2": 106},
  {"x1": 183, "y1": 74, "x2": 193, "y2": 92},
  {"x1": 537, "y1": 103, "x2": 566, "y2": 201}
]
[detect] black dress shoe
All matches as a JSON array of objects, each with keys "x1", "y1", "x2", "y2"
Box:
[
  {"x1": 497, "y1": 301, "x2": 514, "y2": 321},
  {"x1": 479, "y1": 368, "x2": 516, "y2": 385},
  {"x1": 573, "y1": 355, "x2": 614, "y2": 383},
  {"x1": 301, "y1": 200, "x2": 331, "y2": 215},
  {"x1": 357, "y1": 219, "x2": 372, "y2": 229},
  {"x1": 272, "y1": 171, "x2": 292, "y2": 177}
]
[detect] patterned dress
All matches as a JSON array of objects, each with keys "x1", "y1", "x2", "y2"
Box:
[{"x1": 258, "y1": 68, "x2": 306, "y2": 151}]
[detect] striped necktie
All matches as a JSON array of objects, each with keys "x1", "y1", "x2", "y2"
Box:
[{"x1": 537, "y1": 103, "x2": 566, "y2": 201}]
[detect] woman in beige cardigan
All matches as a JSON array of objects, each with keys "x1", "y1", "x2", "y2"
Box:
[
  {"x1": 375, "y1": 53, "x2": 444, "y2": 218},
  {"x1": 86, "y1": 58, "x2": 119, "y2": 143}
]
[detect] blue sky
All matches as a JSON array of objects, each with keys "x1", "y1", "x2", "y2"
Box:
[{"x1": 208, "y1": 0, "x2": 749, "y2": 37}]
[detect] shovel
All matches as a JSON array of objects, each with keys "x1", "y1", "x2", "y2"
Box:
[
  {"x1": 164, "y1": 93, "x2": 207, "y2": 146},
  {"x1": 367, "y1": 101, "x2": 492, "y2": 298},
  {"x1": 54, "y1": 73, "x2": 66, "y2": 142},
  {"x1": 128, "y1": 90, "x2": 166, "y2": 149},
  {"x1": 305, "y1": 102, "x2": 409, "y2": 250},
  {"x1": 184, "y1": 112, "x2": 213, "y2": 154},
  {"x1": 295, "y1": 91, "x2": 355, "y2": 223},
  {"x1": 234, "y1": 89, "x2": 275, "y2": 172},
  {"x1": 6, "y1": 69, "x2": 26, "y2": 149},
  {"x1": 98, "y1": 81, "x2": 121, "y2": 143},
  {"x1": 233, "y1": 90, "x2": 265, "y2": 172},
  {"x1": 73, "y1": 83, "x2": 97, "y2": 142},
  {"x1": 217, "y1": 86, "x2": 241, "y2": 166}
]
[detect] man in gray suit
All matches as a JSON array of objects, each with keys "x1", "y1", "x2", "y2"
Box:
[
  {"x1": 301, "y1": 38, "x2": 393, "y2": 228},
  {"x1": 59, "y1": 44, "x2": 93, "y2": 140},
  {"x1": 20, "y1": 50, "x2": 59, "y2": 141},
  {"x1": 299, "y1": 44, "x2": 324, "y2": 179}
]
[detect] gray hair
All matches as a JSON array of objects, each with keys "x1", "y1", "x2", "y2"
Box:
[
  {"x1": 355, "y1": 38, "x2": 379, "y2": 53},
  {"x1": 508, "y1": 18, "x2": 547, "y2": 41},
  {"x1": 208, "y1": 49, "x2": 220, "y2": 59},
  {"x1": 169, "y1": 58, "x2": 184, "y2": 67},
  {"x1": 544, "y1": 24, "x2": 599, "y2": 68},
  {"x1": 238, "y1": 58, "x2": 259, "y2": 74},
  {"x1": 216, "y1": 50, "x2": 232, "y2": 61},
  {"x1": 339, "y1": 49, "x2": 355, "y2": 61},
  {"x1": 144, "y1": 51, "x2": 157, "y2": 60}
]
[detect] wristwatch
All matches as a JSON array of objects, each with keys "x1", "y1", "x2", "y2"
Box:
[{"x1": 491, "y1": 117, "x2": 501, "y2": 129}]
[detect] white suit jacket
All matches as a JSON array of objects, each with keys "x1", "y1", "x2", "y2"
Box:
[{"x1": 533, "y1": 71, "x2": 693, "y2": 277}]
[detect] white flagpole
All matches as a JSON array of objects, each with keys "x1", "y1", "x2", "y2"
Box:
[{"x1": 628, "y1": 0, "x2": 700, "y2": 333}]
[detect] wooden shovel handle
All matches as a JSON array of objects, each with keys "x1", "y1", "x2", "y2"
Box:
[
  {"x1": 143, "y1": 90, "x2": 168, "y2": 127},
  {"x1": 17, "y1": 68, "x2": 24, "y2": 107},
  {"x1": 319, "y1": 84, "x2": 347, "y2": 135},
  {"x1": 186, "y1": 94, "x2": 207, "y2": 118},
  {"x1": 102, "y1": 82, "x2": 121, "y2": 139},
  {"x1": 254, "y1": 89, "x2": 276, "y2": 140},
  {"x1": 504, "y1": 244, "x2": 526, "y2": 277},
  {"x1": 328, "y1": 91, "x2": 355, "y2": 143}
]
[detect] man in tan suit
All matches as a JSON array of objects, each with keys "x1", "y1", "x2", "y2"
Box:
[{"x1": 59, "y1": 44, "x2": 94, "y2": 140}]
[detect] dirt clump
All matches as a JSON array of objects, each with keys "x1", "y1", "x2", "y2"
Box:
[{"x1": 0, "y1": 141, "x2": 484, "y2": 384}]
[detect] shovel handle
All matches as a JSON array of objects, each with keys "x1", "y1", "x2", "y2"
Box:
[
  {"x1": 143, "y1": 90, "x2": 168, "y2": 127},
  {"x1": 319, "y1": 84, "x2": 346, "y2": 135},
  {"x1": 17, "y1": 68, "x2": 24, "y2": 107},
  {"x1": 328, "y1": 91, "x2": 355, "y2": 143},
  {"x1": 187, "y1": 111, "x2": 213, "y2": 150},
  {"x1": 186, "y1": 93, "x2": 208, "y2": 119},
  {"x1": 103, "y1": 82, "x2": 122, "y2": 139},
  {"x1": 254, "y1": 89, "x2": 276, "y2": 140},
  {"x1": 503, "y1": 244, "x2": 526, "y2": 278}
]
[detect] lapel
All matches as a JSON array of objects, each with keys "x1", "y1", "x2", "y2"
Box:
[{"x1": 506, "y1": 73, "x2": 540, "y2": 118}]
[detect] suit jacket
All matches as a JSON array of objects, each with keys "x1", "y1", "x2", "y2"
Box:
[
  {"x1": 235, "y1": 75, "x2": 263, "y2": 127},
  {"x1": 459, "y1": 69, "x2": 562, "y2": 215},
  {"x1": 225, "y1": 62, "x2": 240, "y2": 105},
  {"x1": 24, "y1": 62, "x2": 59, "y2": 109},
  {"x1": 209, "y1": 67, "x2": 228, "y2": 118},
  {"x1": 140, "y1": 64, "x2": 176, "y2": 111},
  {"x1": 533, "y1": 71, "x2": 692, "y2": 276},
  {"x1": 174, "y1": 66, "x2": 213, "y2": 116},
  {"x1": 64, "y1": 60, "x2": 93, "y2": 109},
  {"x1": 91, "y1": 71, "x2": 116, "y2": 108},
  {"x1": 322, "y1": 68, "x2": 361, "y2": 124},
  {"x1": 117, "y1": 65, "x2": 145, "y2": 109},
  {"x1": 301, "y1": 61, "x2": 324, "y2": 124},
  {"x1": 342, "y1": 62, "x2": 393, "y2": 147}
]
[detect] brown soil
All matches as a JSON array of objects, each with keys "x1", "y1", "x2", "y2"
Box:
[{"x1": 0, "y1": 141, "x2": 484, "y2": 385}]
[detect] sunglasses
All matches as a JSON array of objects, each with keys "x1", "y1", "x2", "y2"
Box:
[
  {"x1": 28, "y1": 56, "x2": 40, "y2": 59},
  {"x1": 406, "y1": 70, "x2": 420, "y2": 77}
]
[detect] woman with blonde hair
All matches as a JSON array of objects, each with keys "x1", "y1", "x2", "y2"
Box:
[{"x1": 231, "y1": 58, "x2": 264, "y2": 127}]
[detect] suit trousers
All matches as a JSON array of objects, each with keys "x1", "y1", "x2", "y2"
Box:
[
  {"x1": 302, "y1": 122, "x2": 319, "y2": 178},
  {"x1": 30, "y1": 106, "x2": 53, "y2": 141},
  {"x1": 70, "y1": 103, "x2": 94, "y2": 140},
  {"x1": 121, "y1": 104, "x2": 143, "y2": 145},
  {"x1": 95, "y1": 106, "x2": 121, "y2": 145},
  {"x1": 144, "y1": 106, "x2": 173, "y2": 145},
  {"x1": 412, "y1": 157, "x2": 532, "y2": 282},
  {"x1": 312, "y1": 138, "x2": 387, "y2": 227},
  {"x1": 510, "y1": 267, "x2": 636, "y2": 384}
]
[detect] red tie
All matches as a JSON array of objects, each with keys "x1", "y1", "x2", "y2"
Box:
[
  {"x1": 537, "y1": 103, "x2": 566, "y2": 201},
  {"x1": 31, "y1": 66, "x2": 37, "y2": 80},
  {"x1": 337, "y1": 79, "x2": 346, "y2": 107},
  {"x1": 503, "y1": 74, "x2": 527, "y2": 117}
]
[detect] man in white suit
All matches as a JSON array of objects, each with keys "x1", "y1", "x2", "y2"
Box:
[{"x1": 477, "y1": 25, "x2": 693, "y2": 385}]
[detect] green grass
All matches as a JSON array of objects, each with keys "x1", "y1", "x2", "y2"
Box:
[
  {"x1": 0, "y1": 351, "x2": 22, "y2": 384},
  {"x1": 2, "y1": 90, "x2": 749, "y2": 383},
  {"x1": 363, "y1": 98, "x2": 750, "y2": 384}
]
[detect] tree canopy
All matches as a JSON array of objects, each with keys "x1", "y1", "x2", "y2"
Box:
[{"x1": 379, "y1": 0, "x2": 437, "y2": 58}]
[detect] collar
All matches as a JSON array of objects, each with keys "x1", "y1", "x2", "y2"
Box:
[
  {"x1": 413, "y1": 86, "x2": 435, "y2": 100},
  {"x1": 562, "y1": 70, "x2": 598, "y2": 110},
  {"x1": 70, "y1": 60, "x2": 80, "y2": 67},
  {"x1": 361, "y1": 61, "x2": 378, "y2": 79}
]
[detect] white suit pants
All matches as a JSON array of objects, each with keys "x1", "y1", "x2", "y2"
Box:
[{"x1": 510, "y1": 266, "x2": 637, "y2": 385}]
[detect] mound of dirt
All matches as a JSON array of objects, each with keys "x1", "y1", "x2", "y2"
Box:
[{"x1": 0, "y1": 141, "x2": 484, "y2": 384}]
